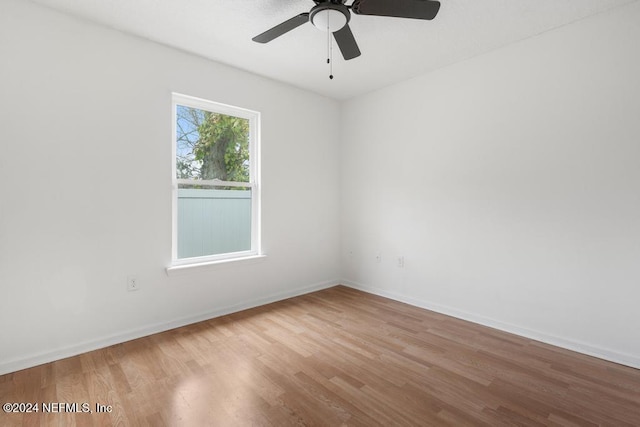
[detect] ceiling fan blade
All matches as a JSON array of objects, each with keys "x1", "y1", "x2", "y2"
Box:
[
  {"x1": 333, "y1": 24, "x2": 361, "y2": 60},
  {"x1": 252, "y1": 13, "x2": 310, "y2": 43},
  {"x1": 352, "y1": 0, "x2": 440, "y2": 20}
]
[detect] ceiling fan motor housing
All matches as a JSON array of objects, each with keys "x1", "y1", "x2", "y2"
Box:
[{"x1": 310, "y1": 2, "x2": 351, "y2": 32}]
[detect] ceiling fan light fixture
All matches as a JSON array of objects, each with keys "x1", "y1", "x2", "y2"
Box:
[{"x1": 310, "y1": 7, "x2": 348, "y2": 32}]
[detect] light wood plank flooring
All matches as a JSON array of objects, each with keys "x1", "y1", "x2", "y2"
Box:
[{"x1": 1, "y1": 285, "x2": 639, "y2": 426}]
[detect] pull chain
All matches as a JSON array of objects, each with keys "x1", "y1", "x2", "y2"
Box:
[{"x1": 327, "y1": 15, "x2": 333, "y2": 79}]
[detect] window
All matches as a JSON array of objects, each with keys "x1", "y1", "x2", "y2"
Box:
[{"x1": 171, "y1": 93, "x2": 260, "y2": 266}]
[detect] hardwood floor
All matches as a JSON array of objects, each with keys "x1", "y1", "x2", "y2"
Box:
[{"x1": 1, "y1": 285, "x2": 639, "y2": 426}]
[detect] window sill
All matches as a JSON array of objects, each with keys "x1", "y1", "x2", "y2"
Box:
[{"x1": 165, "y1": 254, "x2": 267, "y2": 277}]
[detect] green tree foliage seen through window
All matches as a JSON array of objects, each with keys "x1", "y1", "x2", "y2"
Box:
[{"x1": 176, "y1": 105, "x2": 249, "y2": 182}]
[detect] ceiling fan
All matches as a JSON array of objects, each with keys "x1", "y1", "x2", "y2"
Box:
[{"x1": 252, "y1": 0, "x2": 441, "y2": 61}]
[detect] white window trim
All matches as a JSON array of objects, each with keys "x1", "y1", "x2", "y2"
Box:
[
  {"x1": 165, "y1": 254, "x2": 267, "y2": 277},
  {"x1": 169, "y1": 93, "x2": 262, "y2": 269}
]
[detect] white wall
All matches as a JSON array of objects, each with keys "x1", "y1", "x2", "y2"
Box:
[
  {"x1": 341, "y1": 2, "x2": 640, "y2": 368},
  {"x1": 0, "y1": 0, "x2": 340, "y2": 374}
]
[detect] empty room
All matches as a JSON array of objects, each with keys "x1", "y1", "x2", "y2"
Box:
[{"x1": 1, "y1": 0, "x2": 639, "y2": 425}]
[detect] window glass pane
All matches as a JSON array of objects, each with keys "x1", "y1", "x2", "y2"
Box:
[
  {"x1": 177, "y1": 186, "x2": 252, "y2": 259},
  {"x1": 176, "y1": 105, "x2": 250, "y2": 183}
]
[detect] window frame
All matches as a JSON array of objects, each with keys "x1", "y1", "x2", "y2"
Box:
[{"x1": 170, "y1": 93, "x2": 261, "y2": 267}]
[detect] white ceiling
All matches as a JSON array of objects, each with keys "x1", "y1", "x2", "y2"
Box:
[{"x1": 29, "y1": 0, "x2": 635, "y2": 100}]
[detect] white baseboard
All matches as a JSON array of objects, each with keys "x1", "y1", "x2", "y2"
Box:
[
  {"x1": 0, "y1": 279, "x2": 339, "y2": 376},
  {"x1": 340, "y1": 279, "x2": 640, "y2": 370}
]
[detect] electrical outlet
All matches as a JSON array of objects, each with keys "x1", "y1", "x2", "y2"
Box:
[
  {"x1": 397, "y1": 256, "x2": 405, "y2": 268},
  {"x1": 127, "y1": 275, "x2": 140, "y2": 292},
  {"x1": 375, "y1": 252, "x2": 382, "y2": 264}
]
